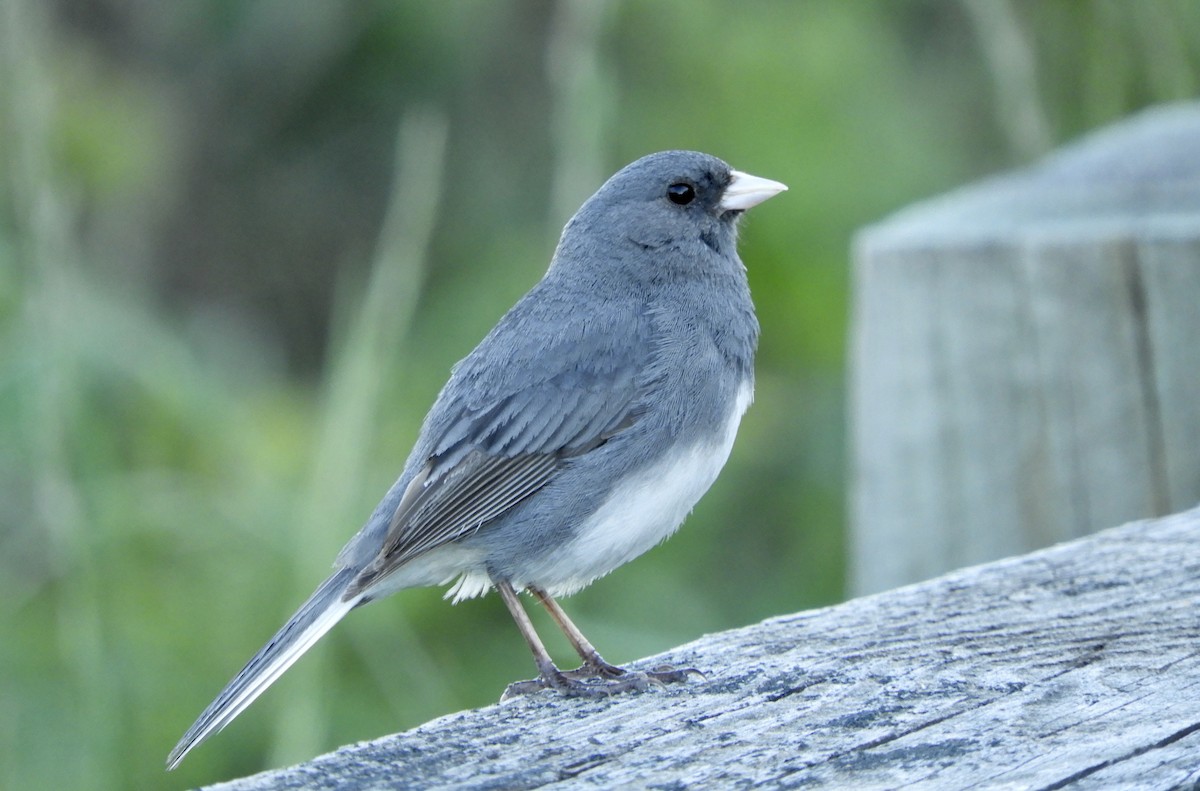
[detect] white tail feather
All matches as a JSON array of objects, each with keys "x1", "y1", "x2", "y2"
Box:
[{"x1": 167, "y1": 569, "x2": 360, "y2": 770}]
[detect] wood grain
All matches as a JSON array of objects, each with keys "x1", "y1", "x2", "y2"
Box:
[
  {"x1": 850, "y1": 102, "x2": 1200, "y2": 594},
  {"x1": 209, "y1": 506, "x2": 1200, "y2": 790}
]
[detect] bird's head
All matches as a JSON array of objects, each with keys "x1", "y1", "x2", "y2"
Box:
[{"x1": 554, "y1": 150, "x2": 786, "y2": 283}]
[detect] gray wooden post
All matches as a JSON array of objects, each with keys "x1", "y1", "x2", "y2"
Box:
[
  {"x1": 850, "y1": 102, "x2": 1200, "y2": 596},
  {"x1": 205, "y1": 506, "x2": 1200, "y2": 790}
]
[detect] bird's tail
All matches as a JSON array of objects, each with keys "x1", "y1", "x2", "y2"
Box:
[{"x1": 166, "y1": 566, "x2": 361, "y2": 770}]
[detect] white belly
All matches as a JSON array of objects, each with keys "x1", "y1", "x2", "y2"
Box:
[{"x1": 526, "y1": 379, "x2": 754, "y2": 596}]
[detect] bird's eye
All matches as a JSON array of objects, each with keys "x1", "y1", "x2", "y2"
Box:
[{"x1": 667, "y1": 183, "x2": 695, "y2": 205}]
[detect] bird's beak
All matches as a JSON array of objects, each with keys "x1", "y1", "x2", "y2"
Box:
[{"x1": 719, "y1": 170, "x2": 788, "y2": 212}]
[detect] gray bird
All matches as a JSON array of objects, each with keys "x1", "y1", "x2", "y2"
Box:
[{"x1": 167, "y1": 150, "x2": 786, "y2": 770}]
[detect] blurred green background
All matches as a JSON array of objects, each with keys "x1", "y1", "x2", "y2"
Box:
[{"x1": 2, "y1": 0, "x2": 1197, "y2": 788}]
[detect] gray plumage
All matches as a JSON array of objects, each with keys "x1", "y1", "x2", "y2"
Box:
[{"x1": 168, "y1": 150, "x2": 785, "y2": 771}]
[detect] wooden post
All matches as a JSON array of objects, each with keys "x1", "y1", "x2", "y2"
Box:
[
  {"x1": 850, "y1": 102, "x2": 1200, "y2": 596},
  {"x1": 204, "y1": 507, "x2": 1200, "y2": 789}
]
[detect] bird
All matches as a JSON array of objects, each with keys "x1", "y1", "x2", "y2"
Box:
[{"x1": 167, "y1": 150, "x2": 786, "y2": 770}]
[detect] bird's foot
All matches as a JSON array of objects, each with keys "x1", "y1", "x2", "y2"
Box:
[{"x1": 501, "y1": 662, "x2": 703, "y2": 701}]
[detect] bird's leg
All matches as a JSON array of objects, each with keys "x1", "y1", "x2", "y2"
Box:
[
  {"x1": 495, "y1": 580, "x2": 688, "y2": 699},
  {"x1": 528, "y1": 584, "x2": 703, "y2": 687},
  {"x1": 494, "y1": 579, "x2": 575, "y2": 697},
  {"x1": 526, "y1": 585, "x2": 625, "y2": 678}
]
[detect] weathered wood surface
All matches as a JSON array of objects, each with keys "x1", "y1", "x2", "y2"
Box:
[
  {"x1": 850, "y1": 102, "x2": 1200, "y2": 595},
  {"x1": 207, "y1": 506, "x2": 1200, "y2": 790}
]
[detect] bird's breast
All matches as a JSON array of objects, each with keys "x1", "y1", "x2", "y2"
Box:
[{"x1": 519, "y1": 377, "x2": 754, "y2": 596}]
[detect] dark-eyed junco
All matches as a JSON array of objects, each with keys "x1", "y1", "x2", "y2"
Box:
[{"x1": 168, "y1": 150, "x2": 786, "y2": 769}]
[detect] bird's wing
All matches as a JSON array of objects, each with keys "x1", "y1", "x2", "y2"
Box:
[{"x1": 347, "y1": 286, "x2": 651, "y2": 595}]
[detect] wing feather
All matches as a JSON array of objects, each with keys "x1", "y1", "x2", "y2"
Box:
[{"x1": 344, "y1": 285, "x2": 652, "y2": 597}]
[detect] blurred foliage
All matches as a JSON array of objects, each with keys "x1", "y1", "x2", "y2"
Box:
[{"x1": 1, "y1": 0, "x2": 1198, "y2": 787}]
